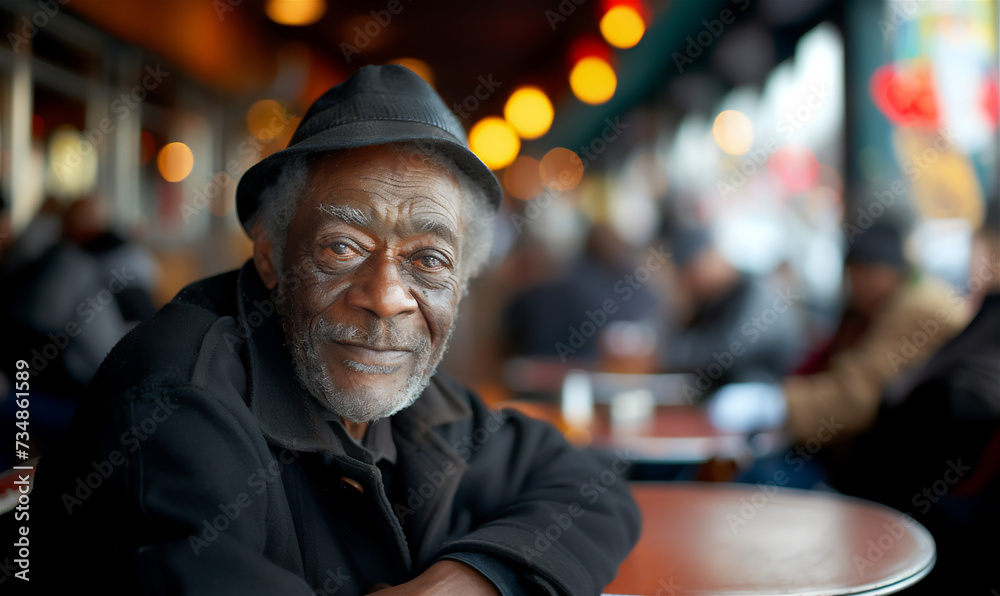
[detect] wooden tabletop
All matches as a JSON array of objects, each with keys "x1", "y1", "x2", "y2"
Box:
[{"x1": 602, "y1": 483, "x2": 935, "y2": 596}]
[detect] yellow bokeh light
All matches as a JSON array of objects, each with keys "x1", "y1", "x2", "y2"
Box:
[
  {"x1": 390, "y1": 58, "x2": 434, "y2": 87},
  {"x1": 712, "y1": 110, "x2": 754, "y2": 155},
  {"x1": 468, "y1": 117, "x2": 520, "y2": 170},
  {"x1": 540, "y1": 147, "x2": 584, "y2": 192},
  {"x1": 157, "y1": 142, "x2": 194, "y2": 182},
  {"x1": 246, "y1": 99, "x2": 286, "y2": 141},
  {"x1": 600, "y1": 6, "x2": 645, "y2": 49},
  {"x1": 265, "y1": 0, "x2": 326, "y2": 26},
  {"x1": 504, "y1": 87, "x2": 554, "y2": 140},
  {"x1": 569, "y1": 57, "x2": 617, "y2": 105},
  {"x1": 47, "y1": 125, "x2": 98, "y2": 199}
]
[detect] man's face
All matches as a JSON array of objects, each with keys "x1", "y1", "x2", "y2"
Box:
[
  {"x1": 846, "y1": 262, "x2": 902, "y2": 314},
  {"x1": 273, "y1": 145, "x2": 467, "y2": 422}
]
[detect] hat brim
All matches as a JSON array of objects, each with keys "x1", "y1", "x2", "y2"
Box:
[{"x1": 236, "y1": 119, "x2": 502, "y2": 233}]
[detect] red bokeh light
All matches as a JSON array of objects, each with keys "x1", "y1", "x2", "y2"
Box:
[
  {"x1": 567, "y1": 35, "x2": 613, "y2": 69},
  {"x1": 870, "y1": 63, "x2": 939, "y2": 129},
  {"x1": 597, "y1": 0, "x2": 649, "y2": 19}
]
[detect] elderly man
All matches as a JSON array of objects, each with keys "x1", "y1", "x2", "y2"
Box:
[{"x1": 30, "y1": 65, "x2": 640, "y2": 595}]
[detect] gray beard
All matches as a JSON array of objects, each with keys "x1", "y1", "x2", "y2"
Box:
[{"x1": 278, "y1": 292, "x2": 451, "y2": 423}]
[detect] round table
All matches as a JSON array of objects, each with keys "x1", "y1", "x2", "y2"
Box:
[{"x1": 602, "y1": 483, "x2": 936, "y2": 596}]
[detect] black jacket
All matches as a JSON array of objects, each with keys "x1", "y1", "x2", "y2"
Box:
[
  {"x1": 833, "y1": 292, "x2": 1000, "y2": 594},
  {"x1": 30, "y1": 263, "x2": 640, "y2": 595}
]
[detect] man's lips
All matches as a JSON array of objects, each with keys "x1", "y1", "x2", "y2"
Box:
[{"x1": 329, "y1": 341, "x2": 413, "y2": 371}]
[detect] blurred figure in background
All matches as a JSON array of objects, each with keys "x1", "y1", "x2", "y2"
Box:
[
  {"x1": 661, "y1": 222, "x2": 806, "y2": 391},
  {"x1": 0, "y1": 196, "x2": 158, "y2": 467},
  {"x1": 0, "y1": 192, "x2": 10, "y2": 258},
  {"x1": 60, "y1": 197, "x2": 159, "y2": 324},
  {"x1": 501, "y1": 222, "x2": 662, "y2": 367},
  {"x1": 0, "y1": 196, "x2": 64, "y2": 276},
  {"x1": 826, "y1": 196, "x2": 1000, "y2": 594},
  {"x1": 710, "y1": 218, "x2": 969, "y2": 465}
]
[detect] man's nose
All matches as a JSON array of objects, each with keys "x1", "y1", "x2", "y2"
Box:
[{"x1": 345, "y1": 257, "x2": 419, "y2": 318}]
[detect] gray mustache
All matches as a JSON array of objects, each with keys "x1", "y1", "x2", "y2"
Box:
[{"x1": 313, "y1": 320, "x2": 431, "y2": 353}]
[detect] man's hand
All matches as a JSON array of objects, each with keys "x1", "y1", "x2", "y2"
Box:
[{"x1": 366, "y1": 560, "x2": 502, "y2": 595}]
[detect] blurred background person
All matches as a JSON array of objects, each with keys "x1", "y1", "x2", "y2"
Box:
[
  {"x1": 710, "y1": 217, "x2": 970, "y2": 481},
  {"x1": 0, "y1": 192, "x2": 10, "y2": 259},
  {"x1": 0, "y1": 196, "x2": 158, "y2": 468},
  {"x1": 0, "y1": 0, "x2": 995, "y2": 592},
  {"x1": 0, "y1": 196, "x2": 64, "y2": 277},
  {"x1": 661, "y1": 219, "x2": 807, "y2": 391},
  {"x1": 822, "y1": 195, "x2": 1000, "y2": 594},
  {"x1": 501, "y1": 222, "x2": 662, "y2": 369}
]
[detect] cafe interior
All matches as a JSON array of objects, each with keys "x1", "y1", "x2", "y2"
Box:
[{"x1": 0, "y1": 0, "x2": 997, "y2": 593}]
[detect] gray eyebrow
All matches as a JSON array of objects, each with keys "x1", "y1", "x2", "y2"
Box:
[
  {"x1": 316, "y1": 202, "x2": 461, "y2": 249},
  {"x1": 317, "y1": 204, "x2": 371, "y2": 227},
  {"x1": 415, "y1": 215, "x2": 462, "y2": 248}
]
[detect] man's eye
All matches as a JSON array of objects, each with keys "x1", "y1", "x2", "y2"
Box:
[
  {"x1": 414, "y1": 254, "x2": 445, "y2": 270},
  {"x1": 327, "y1": 242, "x2": 355, "y2": 256}
]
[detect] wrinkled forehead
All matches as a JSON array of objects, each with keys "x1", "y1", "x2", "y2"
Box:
[
  {"x1": 306, "y1": 144, "x2": 467, "y2": 213},
  {"x1": 306, "y1": 143, "x2": 459, "y2": 183},
  {"x1": 300, "y1": 145, "x2": 467, "y2": 239}
]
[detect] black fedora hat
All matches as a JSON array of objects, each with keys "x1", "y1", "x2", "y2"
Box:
[{"x1": 236, "y1": 64, "x2": 502, "y2": 233}]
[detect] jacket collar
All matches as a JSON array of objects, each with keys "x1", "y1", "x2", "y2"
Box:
[{"x1": 234, "y1": 261, "x2": 470, "y2": 457}]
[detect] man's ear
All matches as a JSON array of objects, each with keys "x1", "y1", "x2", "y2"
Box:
[{"x1": 250, "y1": 221, "x2": 280, "y2": 290}]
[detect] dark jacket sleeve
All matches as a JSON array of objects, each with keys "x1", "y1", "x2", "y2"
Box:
[
  {"x1": 433, "y1": 387, "x2": 642, "y2": 596},
  {"x1": 125, "y1": 384, "x2": 313, "y2": 595},
  {"x1": 33, "y1": 318, "x2": 314, "y2": 596}
]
